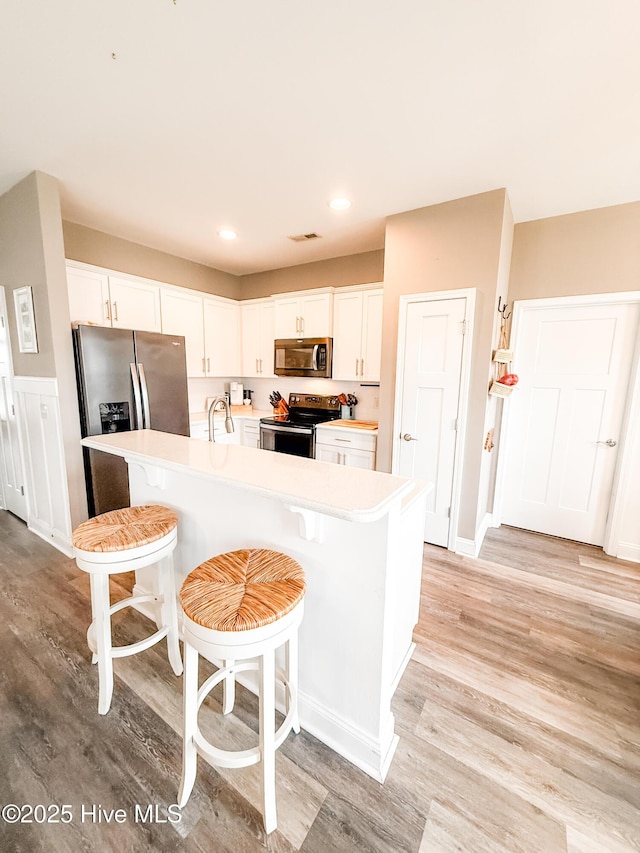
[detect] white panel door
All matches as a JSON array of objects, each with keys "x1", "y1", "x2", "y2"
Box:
[
  {"x1": 502, "y1": 302, "x2": 640, "y2": 545},
  {"x1": 397, "y1": 298, "x2": 466, "y2": 546},
  {"x1": 0, "y1": 291, "x2": 27, "y2": 520}
]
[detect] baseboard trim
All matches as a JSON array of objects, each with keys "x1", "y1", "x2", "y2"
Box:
[
  {"x1": 454, "y1": 513, "x2": 493, "y2": 558},
  {"x1": 615, "y1": 542, "x2": 640, "y2": 564},
  {"x1": 28, "y1": 519, "x2": 73, "y2": 558}
]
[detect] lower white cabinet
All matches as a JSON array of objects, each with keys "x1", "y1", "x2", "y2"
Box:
[
  {"x1": 315, "y1": 427, "x2": 376, "y2": 470},
  {"x1": 190, "y1": 419, "x2": 241, "y2": 445},
  {"x1": 241, "y1": 420, "x2": 261, "y2": 448}
]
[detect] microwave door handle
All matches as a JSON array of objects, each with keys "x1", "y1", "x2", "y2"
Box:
[
  {"x1": 130, "y1": 363, "x2": 144, "y2": 429},
  {"x1": 312, "y1": 344, "x2": 319, "y2": 370},
  {"x1": 138, "y1": 362, "x2": 151, "y2": 429}
]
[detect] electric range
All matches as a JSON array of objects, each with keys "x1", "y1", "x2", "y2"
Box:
[{"x1": 259, "y1": 393, "x2": 341, "y2": 458}]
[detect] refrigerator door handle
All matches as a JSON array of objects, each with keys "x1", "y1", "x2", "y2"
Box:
[
  {"x1": 130, "y1": 362, "x2": 144, "y2": 429},
  {"x1": 138, "y1": 363, "x2": 151, "y2": 429}
]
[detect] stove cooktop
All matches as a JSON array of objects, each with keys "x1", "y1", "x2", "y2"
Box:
[{"x1": 260, "y1": 393, "x2": 341, "y2": 428}]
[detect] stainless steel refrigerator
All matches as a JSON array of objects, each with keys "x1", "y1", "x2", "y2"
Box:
[{"x1": 73, "y1": 324, "x2": 190, "y2": 517}]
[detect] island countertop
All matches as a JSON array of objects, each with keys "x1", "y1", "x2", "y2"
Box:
[{"x1": 82, "y1": 430, "x2": 425, "y2": 523}]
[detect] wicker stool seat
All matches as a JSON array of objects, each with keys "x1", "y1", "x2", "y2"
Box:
[
  {"x1": 73, "y1": 505, "x2": 183, "y2": 715},
  {"x1": 178, "y1": 548, "x2": 306, "y2": 835}
]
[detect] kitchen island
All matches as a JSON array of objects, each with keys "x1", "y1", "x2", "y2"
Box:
[{"x1": 81, "y1": 430, "x2": 429, "y2": 781}]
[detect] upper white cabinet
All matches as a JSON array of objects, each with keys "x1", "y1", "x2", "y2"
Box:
[
  {"x1": 66, "y1": 262, "x2": 161, "y2": 333},
  {"x1": 332, "y1": 286, "x2": 383, "y2": 382},
  {"x1": 66, "y1": 265, "x2": 111, "y2": 326},
  {"x1": 108, "y1": 276, "x2": 162, "y2": 332},
  {"x1": 203, "y1": 297, "x2": 241, "y2": 377},
  {"x1": 160, "y1": 288, "x2": 206, "y2": 377},
  {"x1": 241, "y1": 299, "x2": 275, "y2": 377},
  {"x1": 273, "y1": 289, "x2": 333, "y2": 339}
]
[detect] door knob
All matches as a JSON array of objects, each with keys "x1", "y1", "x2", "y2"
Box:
[
  {"x1": 402, "y1": 433, "x2": 417, "y2": 442},
  {"x1": 596, "y1": 438, "x2": 617, "y2": 447}
]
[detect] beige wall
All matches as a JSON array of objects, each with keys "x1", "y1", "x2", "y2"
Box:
[
  {"x1": 509, "y1": 202, "x2": 640, "y2": 303},
  {"x1": 0, "y1": 172, "x2": 87, "y2": 526},
  {"x1": 63, "y1": 221, "x2": 240, "y2": 299},
  {"x1": 379, "y1": 189, "x2": 513, "y2": 541},
  {"x1": 238, "y1": 250, "x2": 384, "y2": 299}
]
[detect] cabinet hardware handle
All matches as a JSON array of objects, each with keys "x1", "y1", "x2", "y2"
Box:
[
  {"x1": 360, "y1": 358, "x2": 364, "y2": 377},
  {"x1": 300, "y1": 316, "x2": 304, "y2": 334},
  {"x1": 113, "y1": 301, "x2": 119, "y2": 321},
  {"x1": 105, "y1": 300, "x2": 111, "y2": 321},
  {"x1": 256, "y1": 358, "x2": 259, "y2": 373},
  {"x1": 202, "y1": 357, "x2": 206, "y2": 373},
  {"x1": 355, "y1": 358, "x2": 359, "y2": 376},
  {"x1": 335, "y1": 438, "x2": 352, "y2": 443},
  {"x1": 259, "y1": 358, "x2": 263, "y2": 373},
  {"x1": 207, "y1": 357, "x2": 210, "y2": 373}
]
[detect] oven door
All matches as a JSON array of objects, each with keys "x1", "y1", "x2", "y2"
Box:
[{"x1": 259, "y1": 422, "x2": 315, "y2": 458}]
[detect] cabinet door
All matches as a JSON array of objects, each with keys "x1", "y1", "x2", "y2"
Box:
[
  {"x1": 161, "y1": 289, "x2": 205, "y2": 377},
  {"x1": 315, "y1": 444, "x2": 343, "y2": 465},
  {"x1": 342, "y1": 447, "x2": 376, "y2": 470},
  {"x1": 204, "y1": 298, "x2": 241, "y2": 376},
  {"x1": 300, "y1": 293, "x2": 332, "y2": 338},
  {"x1": 258, "y1": 301, "x2": 275, "y2": 376},
  {"x1": 241, "y1": 303, "x2": 261, "y2": 377},
  {"x1": 361, "y1": 290, "x2": 383, "y2": 382},
  {"x1": 273, "y1": 297, "x2": 300, "y2": 338},
  {"x1": 67, "y1": 266, "x2": 111, "y2": 326},
  {"x1": 332, "y1": 291, "x2": 363, "y2": 380},
  {"x1": 108, "y1": 276, "x2": 161, "y2": 332}
]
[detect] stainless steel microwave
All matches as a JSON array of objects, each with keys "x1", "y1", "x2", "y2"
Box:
[{"x1": 274, "y1": 337, "x2": 333, "y2": 378}]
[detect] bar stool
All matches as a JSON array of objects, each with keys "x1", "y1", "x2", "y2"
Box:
[
  {"x1": 178, "y1": 548, "x2": 306, "y2": 835},
  {"x1": 72, "y1": 504, "x2": 183, "y2": 715}
]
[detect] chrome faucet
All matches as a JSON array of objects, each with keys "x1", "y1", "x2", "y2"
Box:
[{"x1": 208, "y1": 395, "x2": 235, "y2": 442}]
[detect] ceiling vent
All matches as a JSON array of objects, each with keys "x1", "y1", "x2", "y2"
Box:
[{"x1": 288, "y1": 232, "x2": 322, "y2": 242}]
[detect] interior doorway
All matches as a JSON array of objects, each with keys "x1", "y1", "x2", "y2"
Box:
[
  {"x1": 393, "y1": 290, "x2": 475, "y2": 547},
  {"x1": 0, "y1": 287, "x2": 28, "y2": 521},
  {"x1": 499, "y1": 295, "x2": 640, "y2": 547}
]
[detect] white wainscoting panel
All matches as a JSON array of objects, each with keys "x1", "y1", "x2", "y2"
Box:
[{"x1": 13, "y1": 376, "x2": 73, "y2": 555}]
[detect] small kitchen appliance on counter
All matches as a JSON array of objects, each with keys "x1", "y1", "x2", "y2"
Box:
[
  {"x1": 229, "y1": 381, "x2": 244, "y2": 405},
  {"x1": 259, "y1": 393, "x2": 341, "y2": 457}
]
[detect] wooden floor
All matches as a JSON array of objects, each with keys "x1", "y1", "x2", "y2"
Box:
[{"x1": 1, "y1": 513, "x2": 639, "y2": 852}]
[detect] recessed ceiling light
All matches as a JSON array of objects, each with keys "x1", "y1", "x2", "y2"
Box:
[
  {"x1": 328, "y1": 197, "x2": 351, "y2": 211},
  {"x1": 218, "y1": 228, "x2": 237, "y2": 240}
]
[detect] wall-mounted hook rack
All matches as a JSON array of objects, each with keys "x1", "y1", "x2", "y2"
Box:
[{"x1": 497, "y1": 296, "x2": 512, "y2": 320}]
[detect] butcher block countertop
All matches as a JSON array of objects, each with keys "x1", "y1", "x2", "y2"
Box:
[{"x1": 317, "y1": 419, "x2": 379, "y2": 432}]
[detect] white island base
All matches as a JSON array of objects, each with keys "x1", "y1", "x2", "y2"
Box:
[{"x1": 82, "y1": 431, "x2": 429, "y2": 782}]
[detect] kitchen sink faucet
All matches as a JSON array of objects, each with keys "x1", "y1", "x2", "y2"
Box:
[{"x1": 208, "y1": 396, "x2": 235, "y2": 442}]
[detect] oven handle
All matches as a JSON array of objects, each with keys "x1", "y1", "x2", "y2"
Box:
[{"x1": 260, "y1": 422, "x2": 314, "y2": 435}]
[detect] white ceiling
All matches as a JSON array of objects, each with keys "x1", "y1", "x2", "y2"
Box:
[{"x1": 1, "y1": 1, "x2": 639, "y2": 275}]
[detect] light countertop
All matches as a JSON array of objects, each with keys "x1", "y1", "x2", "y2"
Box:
[
  {"x1": 189, "y1": 407, "x2": 272, "y2": 424},
  {"x1": 82, "y1": 430, "x2": 427, "y2": 523}
]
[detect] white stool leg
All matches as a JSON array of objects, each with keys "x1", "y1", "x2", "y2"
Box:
[
  {"x1": 178, "y1": 640, "x2": 199, "y2": 808},
  {"x1": 89, "y1": 573, "x2": 113, "y2": 715},
  {"x1": 159, "y1": 555, "x2": 183, "y2": 676},
  {"x1": 286, "y1": 632, "x2": 300, "y2": 734},
  {"x1": 222, "y1": 660, "x2": 235, "y2": 715},
  {"x1": 259, "y1": 648, "x2": 277, "y2": 834}
]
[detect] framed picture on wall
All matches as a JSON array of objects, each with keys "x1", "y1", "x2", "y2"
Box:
[{"x1": 13, "y1": 286, "x2": 39, "y2": 353}]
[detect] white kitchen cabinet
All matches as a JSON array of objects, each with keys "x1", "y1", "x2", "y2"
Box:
[
  {"x1": 332, "y1": 286, "x2": 383, "y2": 381},
  {"x1": 66, "y1": 263, "x2": 161, "y2": 332},
  {"x1": 160, "y1": 288, "x2": 206, "y2": 377},
  {"x1": 67, "y1": 266, "x2": 111, "y2": 325},
  {"x1": 107, "y1": 276, "x2": 162, "y2": 332},
  {"x1": 273, "y1": 289, "x2": 333, "y2": 339},
  {"x1": 241, "y1": 299, "x2": 275, "y2": 377},
  {"x1": 315, "y1": 426, "x2": 377, "y2": 470},
  {"x1": 241, "y1": 420, "x2": 261, "y2": 448},
  {"x1": 190, "y1": 418, "x2": 241, "y2": 445},
  {"x1": 203, "y1": 297, "x2": 241, "y2": 377}
]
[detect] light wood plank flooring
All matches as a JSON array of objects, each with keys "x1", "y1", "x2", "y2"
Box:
[{"x1": 1, "y1": 514, "x2": 638, "y2": 851}]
